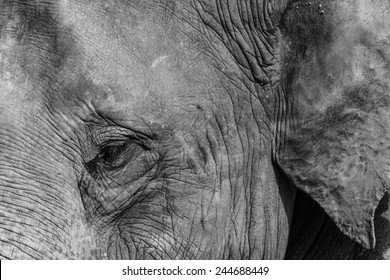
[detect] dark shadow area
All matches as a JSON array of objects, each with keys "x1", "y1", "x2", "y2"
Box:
[
  {"x1": 272, "y1": 159, "x2": 297, "y2": 233},
  {"x1": 367, "y1": 193, "x2": 390, "y2": 259},
  {"x1": 285, "y1": 189, "x2": 389, "y2": 259}
]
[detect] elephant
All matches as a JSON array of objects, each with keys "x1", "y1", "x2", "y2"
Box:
[{"x1": 0, "y1": 0, "x2": 389, "y2": 260}]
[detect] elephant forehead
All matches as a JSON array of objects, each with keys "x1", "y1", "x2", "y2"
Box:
[
  {"x1": 73, "y1": 54, "x2": 200, "y2": 115},
  {"x1": 57, "y1": 0, "x2": 219, "y2": 124}
]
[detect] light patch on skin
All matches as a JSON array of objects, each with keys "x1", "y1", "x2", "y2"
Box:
[
  {"x1": 0, "y1": 76, "x2": 28, "y2": 127},
  {"x1": 57, "y1": 110, "x2": 82, "y2": 133},
  {"x1": 356, "y1": 0, "x2": 390, "y2": 37},
  {"x1": 3, "y1": 71, "x2": 11, "y2": 79},
  {"x1": 68, "y1": 212, "x2": 106, "y2": 259},
  {"x1": 333, "y1": 0, "x2": 390, "y2": 77},
  {"x1": 0, "y1": 40, "x2": 42, "y2": 117},
  {"x1": 294, "y1": 0, "x2": 390, "y2": 117},
  {"x1": 151, "y1": 55, "x2": 171, "y2": 68}
]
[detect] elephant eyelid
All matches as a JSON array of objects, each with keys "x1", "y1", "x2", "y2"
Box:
[
  {"x1": 99, "y1": 136, "x2": 152, "y2": 152},
  {"x1": 93, "y1": 127, "x2": 154, "y2": 151}
]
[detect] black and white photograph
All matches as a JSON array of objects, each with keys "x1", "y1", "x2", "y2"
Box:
[{"x1": 0, "y1": 0, "x2": 389, "y2": 267}]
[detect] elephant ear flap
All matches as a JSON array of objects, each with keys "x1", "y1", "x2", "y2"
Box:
[{"x1": 277, "y1": 142, "x2": 389, "y2": 250}]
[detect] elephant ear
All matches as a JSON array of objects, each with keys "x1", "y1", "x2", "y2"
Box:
[
  {"x1": 276, "y1": 76, "x2": 390, "y2": 250},
  {"x1": 277, "y1": 0, "x2": 390, "y2": 250}
]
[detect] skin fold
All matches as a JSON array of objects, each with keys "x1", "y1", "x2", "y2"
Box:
[{"x1": 0, "y1": 0, "x2": 389, "y2": 259}]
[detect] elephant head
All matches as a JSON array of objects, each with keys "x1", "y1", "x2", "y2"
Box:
[{"x1": 0, "y1": 0, "x2": 389, "y2": 259}]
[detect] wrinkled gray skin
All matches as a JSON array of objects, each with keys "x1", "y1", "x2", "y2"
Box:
[{"x1": 0, "y1": 0, "x2": 389, "y2": 259}]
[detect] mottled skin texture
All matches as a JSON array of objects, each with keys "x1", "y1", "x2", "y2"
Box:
[{"x1": 0, "y1": 0, "x2": 389, "y2": 260}]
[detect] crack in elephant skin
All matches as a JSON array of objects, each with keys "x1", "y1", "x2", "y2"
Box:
[{"x1": 0, "y1": 0, "x2": 390, "y2": 260}]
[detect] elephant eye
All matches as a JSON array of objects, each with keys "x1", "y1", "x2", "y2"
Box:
[
  {"x1": 95, "y1": 140, "x2": 144, "y2": 171},
  {"x1": 99, "y1": 143, "x2": 127, "y2": 165},
  {"x1": 84, "y1": 125, "x2": 156, "y2": 176}
]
